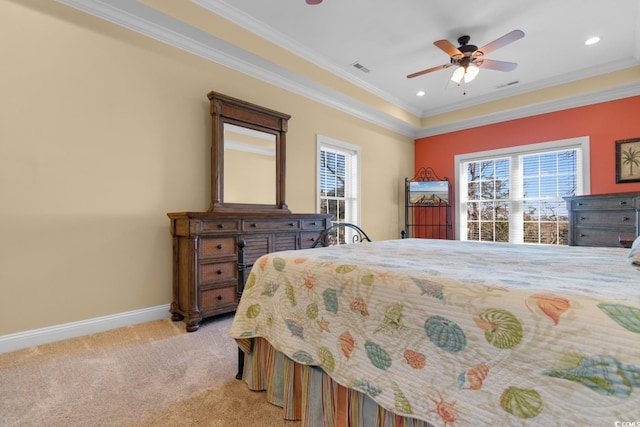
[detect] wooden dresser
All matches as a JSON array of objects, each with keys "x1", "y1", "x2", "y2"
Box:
[
  {"x1": 169, "y1": 92, "x2": 332, "y2": 331},
  {"x1": 168, "y1": 212, "x2": 330, "y2": 331},
  {"x1": 565, "y1": 192, "x2": 640, "y2": 247}
]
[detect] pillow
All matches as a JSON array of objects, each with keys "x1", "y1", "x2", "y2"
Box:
[{"x1": 627, "y1": 236, "x2": 640, "y2": 266}]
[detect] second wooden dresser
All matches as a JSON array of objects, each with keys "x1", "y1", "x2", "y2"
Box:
[
  {"x1": 168, "y1": 212, "x2": 331, "y2": 331},
  {"x1": 565, "y1": 192, "x2": 640, "y2": 247}
]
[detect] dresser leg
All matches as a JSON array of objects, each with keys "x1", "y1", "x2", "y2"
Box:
[
  {"x1": 169, "y1": 302, "x2": 183, "y2": 322},
  {"x1": 185, "y1": 320, "x2": 200, "y2": 332}
]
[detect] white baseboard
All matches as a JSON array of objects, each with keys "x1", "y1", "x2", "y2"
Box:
[{"x1": 0, "y1": 304, "x2": 171, "y2": 354}]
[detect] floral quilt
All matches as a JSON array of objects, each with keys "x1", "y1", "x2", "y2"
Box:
[{"x1": 229, "y1": 239, "x2": 640, "y2": 426}]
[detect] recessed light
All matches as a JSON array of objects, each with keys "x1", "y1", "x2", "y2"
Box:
[
  {"x1": 585, "y1": 36, "x2": 600, "y2": 46},
  {"x1": 416, "y1": 90, "x2": 425, "y2": 97}
]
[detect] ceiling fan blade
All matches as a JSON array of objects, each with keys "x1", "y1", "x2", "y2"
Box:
[
  {"x1": 474, "y1": 30, "x2": 524, "y2": 56},
  {"x1": 407, "y1": 63, "x2": 453, "y2": 79},
  {"x1": 478, "y1": 59, "x2": 518, "y2": 72},
  {"x1": 434, "y1": 40, "x2": 463, "y2": 59}
]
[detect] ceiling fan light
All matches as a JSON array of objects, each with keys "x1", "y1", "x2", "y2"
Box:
[
  {"x1": 464, "y1": 64, "x2": 480, "y2": 82},
  {"x1": 451, "y1": 66, "x2": 465, "y2": 84},
  {"x1": 451, "y1": 64, "x2": 480, "y2": 84}
]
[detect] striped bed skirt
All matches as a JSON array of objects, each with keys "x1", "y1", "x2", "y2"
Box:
[{"x1": 240, "y1": 337, "x2": 434, "y2": 427}]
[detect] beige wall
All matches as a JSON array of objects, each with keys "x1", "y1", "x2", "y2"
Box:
[{"x1": 0, "y1": 1, "x2": 414, "y2": 335}]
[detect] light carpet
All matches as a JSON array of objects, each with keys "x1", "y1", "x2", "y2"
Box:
[{"x1": 0, "y1": 313, "x2": 299, "y2": 427}]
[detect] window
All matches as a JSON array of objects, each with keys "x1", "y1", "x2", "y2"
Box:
[
  {"x1": 317, "y1": 136, "x2": 360, "y2": 234},
  {"x1": 455, "y1": 137, "x2": 590, "y2": 245}
]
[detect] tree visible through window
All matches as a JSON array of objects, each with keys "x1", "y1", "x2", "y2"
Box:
[
  {"x1": 457, "y1": 137, "x2": 588, "y2": 245},
  {"x1": 317, "y1": 136, "x2": 359, "y2": 230},
  {"x1": 466, "y1": 158, "x2": 511, "y2": 242}
]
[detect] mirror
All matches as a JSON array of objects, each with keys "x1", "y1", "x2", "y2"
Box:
[
  {"x1": 223, "y1": 123, "x2": 276, "y2": 205},
  {"x1": 207, "y1": 91, "x2": 290, "y2": 213}
]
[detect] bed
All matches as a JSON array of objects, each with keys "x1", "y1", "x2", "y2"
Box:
[{"x1": 229, "y1": 238, "x2": 640, "y2": 426}]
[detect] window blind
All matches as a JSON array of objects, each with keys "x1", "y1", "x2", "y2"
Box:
[{"x1": 317, "y1": 137, "x2": 359, "y2": 225}]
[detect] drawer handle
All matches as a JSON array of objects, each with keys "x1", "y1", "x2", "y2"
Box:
[
  {"x1": 623, "y1": 217, "x2": 630, "y2": 221},
  {"x1": 580, "y1": 216, "x2": 585, "y2": 220},
  {"x1": 577, "y1": 202, "x2": 583, "y2": 206},
  {"x1": 251, "y1": 223, "x2": 258, "y2": 228},
  {"x1": 311, "y1": 221, "x2": 317, "y2": 226},
  {"x1": 619, "y1": 201, "x2": 627, "y2": 205},
  {"x1": 217, "y1": 224, "x2": 225, "y2": 229},
  {"x1": 580, "y1": 233, "x2": 586, "y2": 237},
  {"x1": 217, "y1": 244, "x2": 223, "y2": 250},
  {"x1": 289, "y1": 223, "x2": 295, "y2": 227},
  {"x1": 217, "y1": 295, "x2": 223, "y2": 301},
  {"x1": 216, "y1": 269, "x2": 223, "y2": 275}
]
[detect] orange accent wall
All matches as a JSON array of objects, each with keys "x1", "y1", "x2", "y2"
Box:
[{"x1": 415, "y1": 95, "x2": 640, "y2": 199}]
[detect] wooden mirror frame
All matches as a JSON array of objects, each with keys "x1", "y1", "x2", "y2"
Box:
[{"x1": 207, "y1": 91, "x2": 291, "y2": 214}]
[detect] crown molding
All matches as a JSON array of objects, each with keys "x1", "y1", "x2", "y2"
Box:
[
  {"x1": 56, "y1": 0, "x2": 418, "y2": 137},
  {"x1": 56, "y1": 0, "x2": 640, "y2": 140},
  {"x1": 191, "y1": 0, "x2": 423, "y2": 117},
  {"x1": 416, "y1": 81, "x2": 640, "y2": 138},
  {"x1": 419, "y1": 57, "x2": 640, "y2": 118}
]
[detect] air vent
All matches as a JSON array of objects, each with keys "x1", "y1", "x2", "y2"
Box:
[
  {"x1": 351, "y1": 61, "x2": 371, "y2": 73},
  {"x1": 496, "y1": 80, "x2": 519, "y2": 89}
]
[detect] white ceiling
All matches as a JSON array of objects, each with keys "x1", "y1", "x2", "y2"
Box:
[
  {"x1": 60, "y1": 0, "x2": 640, "y2": 136},
  {"x1": 195, "y1": 0, "x2": 640, "y2": 116}
]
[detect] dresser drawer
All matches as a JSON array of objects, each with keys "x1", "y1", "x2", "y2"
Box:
[
  {"x1": 199, "y1": 219, "x2": 241, "y2": 234},
  {"x1": 199, "y1": 285, "x2": 236, "y2": 312},
  {"x1": 199, "y1": 261, "x2": 237, "y2": 283},
  {"x1": 573, "y1": 210, "x2": 636, "y2": 228},
  {"x1": 198, "y1": 237, "x2": 237, "y2": 258},
  {"x1": 302, "y1": 218, "x2": 326, "y2": 229},
  {"x1": 570, "y1": 195, "x2": 635, "y2": 211},
  {"x1": 301, "y1": 231, "x2": 322, "y2": 248},
  {"x1": 572, "y1": 227, "x2": 627, "y2": 247},
  {"x1": 243, "y1": 219, "x2": 300, "y2": 231}
]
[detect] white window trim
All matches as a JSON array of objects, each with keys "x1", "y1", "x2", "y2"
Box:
[
  {"x1": 316, "y1": 135, "x2": 361, "y2": 225},
  {"x1": 454, "y1": 136, "x2": 590, "y2": 240}
]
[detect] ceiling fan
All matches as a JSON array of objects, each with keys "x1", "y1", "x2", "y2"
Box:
[{"x1": 407, "y1": 30, "x2": 525, "y2": 84}]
